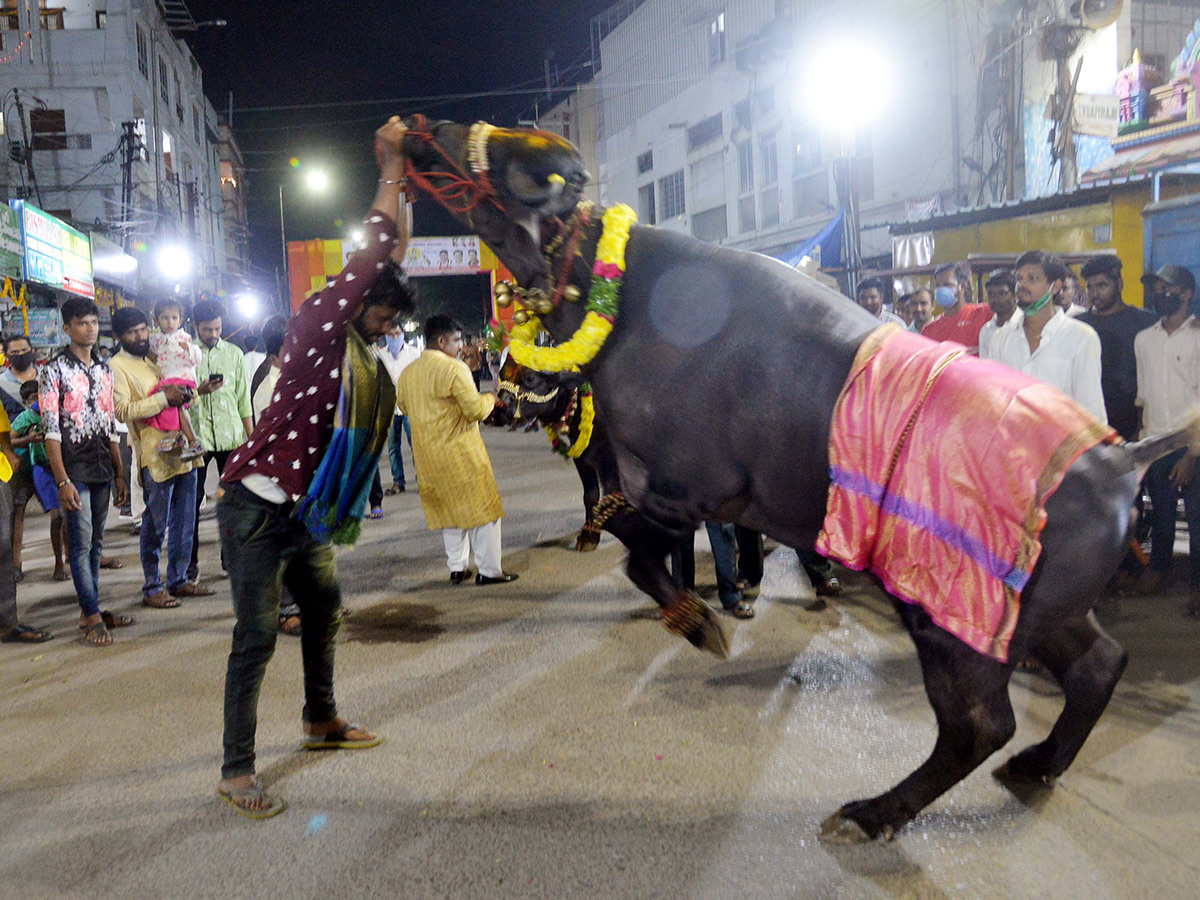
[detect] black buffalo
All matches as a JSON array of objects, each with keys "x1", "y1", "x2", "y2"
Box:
[{"x1": 398, "y1": 117, "x2": 1196, "y2": 842}]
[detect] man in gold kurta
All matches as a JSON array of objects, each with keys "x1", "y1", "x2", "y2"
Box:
[{"x1": 395, "y1": 315, "x2": 517, "y2": 585}]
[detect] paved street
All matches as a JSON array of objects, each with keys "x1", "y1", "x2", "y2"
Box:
[{"x1": 2, "y1": 425, "x2": 1199, "y2": 900}]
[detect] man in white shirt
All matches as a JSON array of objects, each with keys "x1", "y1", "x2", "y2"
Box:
[
  {"x1": 989, "y1": 250, "x2": 1106, "y2": 424},
  {"x1": 978, "y1": 268, "x2": 1019, "y2": 359},
  {"x1": 855, "y1": 278, "x2": 905, "y2": 328},
  {"x1": 379, "y1": 322, "x2": 420, "y2": 494},
  {"x1": 1133, "y1": 264, "x2": 1200, "y2": 616}
]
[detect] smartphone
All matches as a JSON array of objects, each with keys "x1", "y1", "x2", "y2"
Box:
[{"x1": 209, "y1": 373, "x2": 224, "y2": 383}]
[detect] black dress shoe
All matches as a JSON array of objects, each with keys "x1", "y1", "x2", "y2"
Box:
[
  {"x1": 450, "y1": 570, "x2": 472, "y2": 585},
  {"x1": 475, "y1": 572, "x2": 519, "y2": 585}
]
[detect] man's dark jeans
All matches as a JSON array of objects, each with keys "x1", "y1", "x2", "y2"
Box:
[
  {"x1": 218, "y1": 483, "x2": 342, "y2": 779},
  {"x1": 1145, "y1": 449, "x2": 1200, "y2": 585},
  {"x1": 388, "y1": 414, "x2": 411, "y2": 488},
  {"x1": 189, "y1": 450, "x2": 232, "y2": 581}
]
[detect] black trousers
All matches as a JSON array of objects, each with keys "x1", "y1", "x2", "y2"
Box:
[{"x1": 189, "y1": 449, "x2": 234, "y2": 580}]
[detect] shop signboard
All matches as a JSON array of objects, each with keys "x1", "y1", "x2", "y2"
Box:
[
  {"x1": 26, "y1": 308, "x2": 67, "y2": 348},
  {"x1": 13, "y1": 201, "x2": 95, "y2": 299},
  {"x1": 89, "y1": 232, "x2": 139, "y2": 293},
  {"x1": 0, "y1": 205, "x2": 23, "y2": 281}
]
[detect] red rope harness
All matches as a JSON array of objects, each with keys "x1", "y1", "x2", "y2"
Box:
[
  {"x1": 403, "y1": 115, "x2": 506, "y2": 215},
  {"x1": 547, "y1": 204, "x2": 590, "y2": 309}
]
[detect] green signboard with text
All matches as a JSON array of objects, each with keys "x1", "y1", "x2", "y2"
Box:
[{"x1": 12, "y1": 201, "x2": 94, "y2": 299}]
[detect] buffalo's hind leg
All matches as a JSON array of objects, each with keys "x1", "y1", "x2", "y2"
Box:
[
  {"x1": 821, "y1": 603, "x2": 1016, "y2": 843},
  {"x1": 995, "y1": 611, "x2": 1127, "y2": 784},
  {"x1": 606, "y1": 509, "x2": 730, "y2": 658}
]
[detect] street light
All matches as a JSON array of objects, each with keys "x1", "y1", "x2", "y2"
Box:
[
  {"x1": 278, "y1": 164, "x2": 330, "y2": 310},
  {"x1": 235, "y1": 292, "x2": 260, "y2": 320},
  {"x1": 802, "y1": 37, "x2": 891, "y2": 296},
  {"x1": 156, "y1": 244, "x2": 193, "y2": 280}
]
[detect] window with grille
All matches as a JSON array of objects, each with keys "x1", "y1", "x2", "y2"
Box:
[
  {"x1": 636, "y1": 150, "x2": 654, "y2": 175},
  {"x1": 792, "y1": 170, "x2": 829, "y2": 219},
  {"x1": 159, "y1": 58, "x2": 170, "y2": 105},
  {"x1": 692, "y1": 206, "x2": 727, "y2": 242},
  {"x1": 136, "y1": 25, "x2": 148, "y2": 77},
  {"x1": 96, "y1": 11, "x2": 107, "y2": 28},
  {"x1": 761, "y1": 133, "x2": 779, "y2": 185},
  {"x1": 793, "y1": 128, "x2": 821, "y2": 172},
  {"x1": 760, "y1": 186, "x2": 780, "y2": 227},
  {"x1": 193, "y1": 107, "x2": 201, "y2": 143},
  {"x1": 687, "y1": 113, "x2": 722, "y2": 153},
  {"x1": 174, "y1": 72, "x2": 184, "y2": 122},
  {"x1": 638, "y1": 183, "x2": 656, "y2": 225},
  {"x1": 659, "y1": 170, "x2": 685, "y2": 219},
  {"x1": 738, "y1": 195, "x2": 756, "y2": 233},
  {"x1": 30, "y1": 109, "x2": 67, "y2": 151},
  {"x1": 737, "y1": 141, "x2": 754, "y2": 194},
  {"x1": 707, "y1": 12, "x2": 726, "y2": 67}
]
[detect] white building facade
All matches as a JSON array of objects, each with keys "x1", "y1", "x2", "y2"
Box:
[
  {"x1": 590, "y1": 0, "x2": 1190, "y2": 267},
  {"x1": 0, "y1": 0, "x2": 230, "y2": 298}
]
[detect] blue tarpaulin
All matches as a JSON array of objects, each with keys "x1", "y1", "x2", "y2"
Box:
[{"x1": 778, "y1": 209, "x2": 845, "y2": 269}]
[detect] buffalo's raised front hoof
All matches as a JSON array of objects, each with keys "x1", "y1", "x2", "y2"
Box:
[
  {"x1": 993, "y1": 748, "x2": 1058, "y2": 787},
  {"x1": 574, "y1": 528, "x2": 600, "y2": 552},
  {"x1": 819, "y1": 806, "x2": 895, "y2": 844},
  {"x1": 661, "y1": 592, "x2": 729, "y2": 659}
]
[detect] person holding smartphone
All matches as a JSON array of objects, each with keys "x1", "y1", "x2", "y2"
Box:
[{"x1": 187, "y1": 301, "x2": 252, "y2": 585}]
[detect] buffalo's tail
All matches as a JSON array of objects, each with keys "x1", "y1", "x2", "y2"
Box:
[{"x1": 1126, "y1": 407, "x2": 1200, "y2": 479}]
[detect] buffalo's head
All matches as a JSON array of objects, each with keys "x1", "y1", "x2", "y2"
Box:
[
  {"x1": 487, "y1": 351, "x2": 583, "y2": 429},
  {"x1": 400, "y1": 116, "x2": 590, "y2": 297}
]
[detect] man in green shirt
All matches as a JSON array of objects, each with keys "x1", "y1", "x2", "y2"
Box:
[{"x1": 188, "y1": 299, "x2": 252, "y2": 582}]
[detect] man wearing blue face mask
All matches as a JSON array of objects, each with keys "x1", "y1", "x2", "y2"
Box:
[
  {"x1": 989, "y1": 249, "x2": 1107, "y2": 424},
  {"x1": 920, "y1": 262, "x2": 993, "y2": 352}
]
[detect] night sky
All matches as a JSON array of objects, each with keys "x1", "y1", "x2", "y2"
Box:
[{"x1": 182, "y1": 0, "x2": 615, "y2": 297}]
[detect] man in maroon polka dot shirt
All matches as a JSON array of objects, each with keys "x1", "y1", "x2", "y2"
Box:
[{"x1": 215, "y1": 119, "x2": 415, "y2": 818}]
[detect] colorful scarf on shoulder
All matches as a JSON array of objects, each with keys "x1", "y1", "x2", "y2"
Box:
[{"x1": 298, "y1": 326, "x2": 394, "y2": 545}]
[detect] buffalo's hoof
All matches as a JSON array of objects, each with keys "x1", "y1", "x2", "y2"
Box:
[
  {"x1": 819, "y1": 809, "x2": 894, "y2": 844},
  {"x1": 993, "y1": 752, "x2": 1058, "y2": 787},
  {"x1": 574, "y1": 529, "x2": 600, "y2": 552},
  {"x1": 661, "y1": 592, "x2": 729, "y2": 658}
]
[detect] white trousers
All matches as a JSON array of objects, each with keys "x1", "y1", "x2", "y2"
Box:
[{"x1": 442, "y1": 519, "x2": 502, "y2": 578}]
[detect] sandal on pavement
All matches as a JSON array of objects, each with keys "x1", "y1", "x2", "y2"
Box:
[
  {"x1": 170, "y1": 582, "x2": 215, "y2": 598},
  {"x1": 302, "y1": 723, "x2": 382, "y2": 751},
  {"x1": 81, "y1": 622, "x2": 112, "y2": 646},
  {"x1": 100, "y1": 610, "x2": 136, "y2": 629},
  {"x1": 278, "y1": 614, "x2": 302, "y2": 637},
  {"x1": 384, "y1": 483, "x2": 405, "y2": 495},
  {"x1": 368, "y1": 507, "x2": 385, "y2": 520},
  {"x1": 218, "y1": 780, "x2": 286, "y2": 820},
  {"x1": 2, "y1": 624, "x2": 53, "y2": 644},
  {"x1": 100, "y1": 557, "x2": 124, "y2": 570},
  {"x1": 53, "y1": 568, "x2": 70, "y2": 582},
  {"x1": 143, "y1": 591, "x2": 181, "y2": 609},
  {"x1": 723, "y1": 600, "x2": 756, "y2": 619}
]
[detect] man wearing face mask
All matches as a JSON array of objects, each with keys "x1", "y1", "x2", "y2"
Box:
[
  {"x1": 920, "y1": 262, "x2": 993, "y2": 352},
  {"x1": 377, "y1": 322, "x2": 419, "y2": 495},
  {"x1": 989, "y1": 249, "x2": 1106, "y2": 423},
  {"x1": 0, "y1": 335, "x2": 39, "y2": 421},
  {"x1": 1133, "y1": 265, "x2": 1200, "y2": 616}
]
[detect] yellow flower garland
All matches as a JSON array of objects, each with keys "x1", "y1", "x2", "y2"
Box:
[
  {"x1": 507, "y1": 204, "x2": 636, "y2": 374},
  {"x1": 566, "y1": 392, "x2": 595, "y2": 458}
]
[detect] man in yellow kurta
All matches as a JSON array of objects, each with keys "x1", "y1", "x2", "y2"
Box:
[{"x1": 395, "y1": 315, "x2": 517, "y2": 585}]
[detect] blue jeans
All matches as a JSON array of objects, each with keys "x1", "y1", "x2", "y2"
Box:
[
  {"x1": 1145, "y1": 449, "x2": 1200, "y2": 585},
  {"x1": 705, "y1": 522, "x2": 743, "y2": 608},
  {"x1": 65, "y1": 481, "x2": 111, "y2": 618},
  {"x1": 140, "y1": 468, "x2": 197, "y2": 597},
  {"x1": 388, "y1": 414, "x2": 411, "y2": 487}
]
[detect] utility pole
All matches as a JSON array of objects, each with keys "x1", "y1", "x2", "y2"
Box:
[
  {"x1": 12, "y1": 89, "x2": 42, "y2": 207},
  {"x1": 119, "y1": 120, "x2": 138, "y2": 251},
  {"x1": 544, "y1": 50, "x2": 555, "y2": 102}
]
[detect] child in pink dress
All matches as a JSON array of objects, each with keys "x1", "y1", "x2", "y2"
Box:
[{"x1": 146, "y1": 300, "x2": 206, "y2": 460}]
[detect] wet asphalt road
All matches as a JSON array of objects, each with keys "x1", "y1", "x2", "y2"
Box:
[{"x1": 2, "y1": 425, "x2": 1199, "y2": 900}]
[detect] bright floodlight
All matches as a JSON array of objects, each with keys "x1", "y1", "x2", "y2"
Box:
[
  {"x1": 235, "y1": 293, "x2": 259, "y2": 319},
  {"x1": 305, "y1": 169, "x2": 330, "y2": 192},
  {"x1": 156, "y1": 245, "x2": 192, "y2": 280},
  {"x1": 802, "y1": 37, "x2": 889, "y2": 133},
  {"x1": 350, "y1": 229, "x2": 364, "y2": 245}
]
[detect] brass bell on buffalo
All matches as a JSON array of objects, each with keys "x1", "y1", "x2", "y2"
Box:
[
  {"x1": 564, "y1": 285, "x2": 582, "y2": 302},
  {"x1": 494, "y1": 281, "x2": 514, "y2": 308},
  {"x1": 512, "y1": 310, "x2": 530, "y2": 325},
  {"x1": 532, "y1": 296, "x2": 554, "y2": 315}
]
